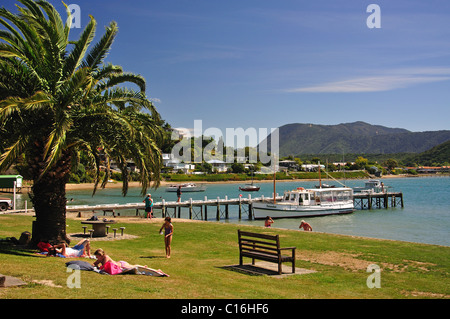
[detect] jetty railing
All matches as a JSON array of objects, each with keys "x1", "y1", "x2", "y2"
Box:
[{"x1": 65, "y1": 194, "x2": 284, "y2": 221}]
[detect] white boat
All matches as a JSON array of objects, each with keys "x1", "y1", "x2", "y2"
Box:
[
  {"x1": 165, "y1": 183, "x2": 206, "y2": 192},
  {"x1": 353, "y1": 180, "x2": 386, "y2": 194},
  {"x1": 253, "y1": 187, "x2": 354, "y2": 219}
]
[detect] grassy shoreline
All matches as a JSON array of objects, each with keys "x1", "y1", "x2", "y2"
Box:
[{"x1": 0, "y1": 214, "x2": 449, "y2": 299}]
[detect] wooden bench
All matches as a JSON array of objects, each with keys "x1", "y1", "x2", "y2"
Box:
[{"x1": 238, "y1": 230, "x2": 296, "y2": 275}]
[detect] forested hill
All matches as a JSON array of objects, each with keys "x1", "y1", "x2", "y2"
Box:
[
  {"x1": 404, "y1": 139, "x2": 450, "y2": 165},
  {"x1": 263, "y1": 121, "x2": 450, "y2": 156}
]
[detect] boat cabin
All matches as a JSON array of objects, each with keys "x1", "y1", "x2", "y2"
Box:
[{"x1": 282, "y1": 187, "x2": 353, "y2": 206}]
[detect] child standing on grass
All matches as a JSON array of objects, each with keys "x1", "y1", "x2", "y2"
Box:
[{"x1": 159, "y1": 217, "x2": 173, "y2": 258}]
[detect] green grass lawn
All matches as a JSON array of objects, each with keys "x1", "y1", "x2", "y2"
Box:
[{"x1": 0, "y1": 214, "x2": 449, "y2": 299}]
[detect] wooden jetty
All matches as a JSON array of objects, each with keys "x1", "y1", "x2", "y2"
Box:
[
  {"x1": 353, "y1": 192, "x2": 404, "y2": 210},
  {"x1": 66, "y1": 195, "x2": 282, "y2": 221},
  {"x1": 63, "y1": 191, "x2": 404, "y2": 221}
]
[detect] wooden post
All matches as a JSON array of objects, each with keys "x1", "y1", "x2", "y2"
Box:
[
  {"x1": 238, "y1": 196, "x2": 242, "y2": 220},
  {"x1": 400, "y1": 193, "x2": 404, "y2": 208},
  {"x1": 225, "y1": 204, "x2": 229, "y2": 219},
  {"x1": 216, "y1": 197, "x2": 220, "y2": 221},
  {"x1": 189, "y1": 198, "x2": 193, "y2": 219},
  {"x1": 162, "y1": 199, "x2": 166, "y2": 217},
  {"x1": 204, "y1": 204, "x2": 208, "y2": 221},
  {"x1": 384, "y1": 193, "x2": 388, "y2": 209}
]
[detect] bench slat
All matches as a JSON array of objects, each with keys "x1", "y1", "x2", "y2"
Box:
[
  {"x1": 241, "y1": 243, "x2": 280, "y2": 253},
  {"x1": 240, "y1": 238, "x2": 279, "y2": 247},
  {"x1": 238, "y1": 230, "x2": 279, "y2": 241}
]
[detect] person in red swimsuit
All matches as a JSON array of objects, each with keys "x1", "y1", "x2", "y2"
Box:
[{"x1": 264, "y1": 216, "x2": 274, "y2": 227}]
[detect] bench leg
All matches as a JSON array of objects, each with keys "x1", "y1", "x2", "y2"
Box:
[
  {"x1": 292, "y1": 250, "x2": 296, "y2": 274},
  {"x1": 278, "y1": 263, "x2": 282, "y2": 275},
  {"x1": 239, "y1": 255, "x2": 243, "y2": 266}
]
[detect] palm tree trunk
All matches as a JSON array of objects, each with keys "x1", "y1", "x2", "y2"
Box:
[
  {"x1": 31, "y1": 173, "x2": 70, "y2": 246},
  {"x1": 29, "y1": 144, "x2": 72, "y2": 246}
]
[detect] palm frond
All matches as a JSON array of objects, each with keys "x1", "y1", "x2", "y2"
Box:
[
  {"x1": 0, "y1": 134, "x2": 29, "y2": 172},
  {"x1": 82, "y1": 21, "x2": 118, "y2": 70},
  {"x1": 0, "y1": 91, "x2": 50, "y2": 121},
  {"x1": 96, "y1": 72, "x2": 147, "y2": 93},
  {"x1": 40, "y1": 112, "x2": 73, "y2": 177},
  {"x1": 63, "y1": 15, "x2": 96, "y2": 78}
]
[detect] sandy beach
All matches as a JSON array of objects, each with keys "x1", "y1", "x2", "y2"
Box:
[{"x1": 64, "y1": 174, "x2": 410, "y2": 191}]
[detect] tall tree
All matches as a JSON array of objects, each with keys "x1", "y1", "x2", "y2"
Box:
[{"x1": 0, "y1": 0, "x2": 163, "y2": 245}]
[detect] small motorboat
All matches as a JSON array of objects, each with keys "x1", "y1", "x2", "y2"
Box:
[
  {"x1": 239, "y1": 184, "x2": 260, "y2": 192},
  {"x1": 165, "y1": 183, "x2": 206, "y2": 192},
  {"x1": 239, "y1": 171, "x2": 260, "y2": 192},
  {"x1": 315, "y1": 183, "x2": 335, "y2": 189}
]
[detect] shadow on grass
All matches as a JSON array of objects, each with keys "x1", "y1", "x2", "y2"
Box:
[
  {"x1": 219, "y1": 262, "x2": 317, "y2": 278},
  {"x1": 139, "y1": 255, "x2": 167, "y2": 259},
  {"x1": 0, "y1": 242, "x2": 38, "y2": 257}
]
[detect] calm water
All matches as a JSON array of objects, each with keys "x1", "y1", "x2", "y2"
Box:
[{"x1": 8, "y1": 176, "x2": 450, "y2": 246}]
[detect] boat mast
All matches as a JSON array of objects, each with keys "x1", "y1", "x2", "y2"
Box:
[
  {"x1": 273, "y1": 154, "x2": 277, "y2": 204},
  {"x1": 318, "y1": 161, "x2": 322, "y2": 188}
]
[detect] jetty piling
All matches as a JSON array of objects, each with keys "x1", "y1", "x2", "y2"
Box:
[{"x1": 353, "y1": 192, "x2": 404, "y2": 210}]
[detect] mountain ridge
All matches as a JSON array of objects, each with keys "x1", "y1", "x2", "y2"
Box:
[{"x1": 263, "y1": 121, "x2": 450, "y2": 156}]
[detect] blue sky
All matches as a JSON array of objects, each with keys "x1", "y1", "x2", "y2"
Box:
[{"x1": 3, "y1": 0, "x2": 450, "y2": 146}]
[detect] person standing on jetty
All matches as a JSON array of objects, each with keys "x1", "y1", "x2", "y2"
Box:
[
  {"x1": 177, "y1": 186, "x2": 182, "y2": 203},
  {"x1": 143, "y1": 194, "x2": 153, "y2": 219},
  {"x1": 159, "y1": 217, "x2": 174, "y2": 258}
]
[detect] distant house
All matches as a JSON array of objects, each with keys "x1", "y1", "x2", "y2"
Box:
[
  {"x1": 416, "y1": 166, "x2": 449, "y2": 174},
  {"x1": 207, "y1": 159, "x2": 228, "y2": 173},
  {"x1": 163, "y1": 155, "x2": 195, "y2": 174},
  {"x1": 301, "y1": 164, "x2": 325, "y2": 172},
  {"x1": 110, "y1": 160, "x2": 139, "y2": 173},
  {"x1": 162, "y1": 153, "x2": 174, "y2": 166},
  {"x1": 279, "y1": 160, "x2": 299, "y2": 170}
]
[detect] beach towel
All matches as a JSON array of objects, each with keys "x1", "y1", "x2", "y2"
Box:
[
  {"x1": 65, "y1": 260, "x2": 95, "y2": 271},
  {"x1": 101, "y1": 261, "x2": 123, "y2": 275},
  {"x1": 121, "y1": 266, "x2": 169, "y2": 277},
  {"x1": 65, "y1": 260, "x2": 169, "y2": 277}
]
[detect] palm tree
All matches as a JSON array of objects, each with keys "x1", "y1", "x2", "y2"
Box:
[{"x1": 0, "y1": 0, "x2": 163, "y2": 245}]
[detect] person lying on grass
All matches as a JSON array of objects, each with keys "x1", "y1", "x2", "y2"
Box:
[{"x1": 47, "y1": 239, "x2": 92, "y2": 258}]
